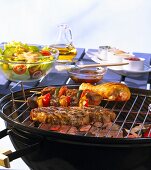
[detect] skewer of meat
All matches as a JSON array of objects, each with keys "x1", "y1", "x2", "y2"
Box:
[
  {"x1": 27, "y1": 86, "x2": 103, "y2": 108},
  {"x1": 27, "y1": 82, "x2": 131, "y2": 109},
  {"x1": 30, "y1": 106, "x2": 116, "y2": 126}
]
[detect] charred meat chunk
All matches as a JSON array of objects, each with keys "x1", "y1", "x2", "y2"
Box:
[
  {"x1": 41, "y1": 86, "x2": 56, "y2": 95},
  {"x1": 30, "y1": 106, "x2": 116, "y2": 127}
]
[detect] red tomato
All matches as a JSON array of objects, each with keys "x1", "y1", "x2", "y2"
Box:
[
  {"x1": 13, "y1": 64, "x2": 27, "y2": 75},
  {"x1": 58, "y1": 86, "x2": 68, "y2": 97},
  {"x1": 42, "y1": 93, "x2": 51, "y2": 107},
  {"x1": 40, "y1": 50, "x2": 50, "y2": 56}
]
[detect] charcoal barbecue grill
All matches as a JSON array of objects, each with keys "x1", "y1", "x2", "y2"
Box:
[
  {"x1": 0, "y1": 84, "x2": 151, "y2": 170},
  {"x1": 0, "y1": 47, "x2": 151, "y2": 170}
]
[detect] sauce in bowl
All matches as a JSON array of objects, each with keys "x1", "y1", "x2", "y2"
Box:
[
  {"x1": 124, "y1": 57, "x2": 141, "y2": 61},
  {"x1": 123, "y1": 57, "x2": 145, "y2": 71},
  {"x1": 68, "y1": 67, "x2": 106, "y2": 83}
]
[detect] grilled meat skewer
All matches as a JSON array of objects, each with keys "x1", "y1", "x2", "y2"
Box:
[
  {"x1": 28, "y1": 82, "x2": 131, "y2": 109},
  {"x1": 27, "y1": 87, "x2": 103, "y2": 108},
  {"x1": 30, "y1": 106, "x2": 116, "y2": 126}
]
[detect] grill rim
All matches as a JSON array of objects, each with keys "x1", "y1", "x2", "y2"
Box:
[{"x1": 1, "y1": 85, "x2": 151, "y2": 147}]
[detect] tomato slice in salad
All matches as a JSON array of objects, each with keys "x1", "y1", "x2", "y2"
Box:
[
  {"x1": 13, "y1": 64, "x2": 27, "y2": 75},
  {"x1": 40, "y1": 50, "x2": 50, "y2": 56}
]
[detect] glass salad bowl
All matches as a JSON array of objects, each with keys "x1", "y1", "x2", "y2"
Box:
[{"x1": 0, "y1": 41, "x2": 59, "y2": 82}]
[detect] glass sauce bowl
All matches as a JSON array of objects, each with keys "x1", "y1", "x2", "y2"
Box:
[{"x1": 68, "y1": 66, "x2": 106, "y2": 84}]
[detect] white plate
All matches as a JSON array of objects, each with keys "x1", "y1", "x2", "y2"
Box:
[
  {"x1": 109, "y1": 64, "x2": 151, "y2": 77},
  {"x1": 86, "y1": 51, "x2": 107, "y2": 63},
  {"x1": 86, "y1": 50, "x2": 151, "y2": 77}
]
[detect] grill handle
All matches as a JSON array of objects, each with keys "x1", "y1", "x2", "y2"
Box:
[
  {"x1": 0, "y1": 128, "x2": 9, "y2": 139},
  {"x1": 8, "y1": 142, "x2": 40, "y2": 164},
  {"x1": 0, "y1": 128, "x2": 41, "y2": 168}
]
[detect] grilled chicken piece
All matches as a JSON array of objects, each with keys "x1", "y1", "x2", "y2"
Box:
[
  {"x1": 30, "y1": 106, "x2": 116, "y2": 127},
  {"x1": 79, "y1": 82, "x2": 131, "y2": 101},
  {"x1": 79, "y1": 90, "x2": 102, "y2": 107}
]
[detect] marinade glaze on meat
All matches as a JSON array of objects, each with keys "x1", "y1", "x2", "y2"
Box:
[{"x1": 30, "y1": 106, "x2": 116, "y2": 127}]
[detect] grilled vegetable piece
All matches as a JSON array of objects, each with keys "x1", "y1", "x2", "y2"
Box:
[
  {"x1": 42, "y1": 93, "x2": 51, "y2": 107},
  {"x1": 79, "y1": 82, "x2": 131, "y2": 101},
  {"x1": 58, "y1": 86, "x2": 68, "y2": 97},
  {"x1": 59, "y1": 95, "x2": 71, "y2": 107},
  {"x1": 30, "y1": 106, "x2": 116, "y2": 126}
]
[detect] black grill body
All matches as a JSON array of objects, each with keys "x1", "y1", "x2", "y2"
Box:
[
  {"x1": 0, "y1": 86, "x2": 151, "y2": 170},
  {"x1": 8, "y1": 127, "x2": 151, "y2": 170}
]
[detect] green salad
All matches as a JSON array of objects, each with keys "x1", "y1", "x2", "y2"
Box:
[{"x1": 0, "y1": 41, "x2": 58, "y2": 82}]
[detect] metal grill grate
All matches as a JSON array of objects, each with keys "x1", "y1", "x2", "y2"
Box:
[{"x1": 1, "y1": 83, "x2": 151, "y2": 140}]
